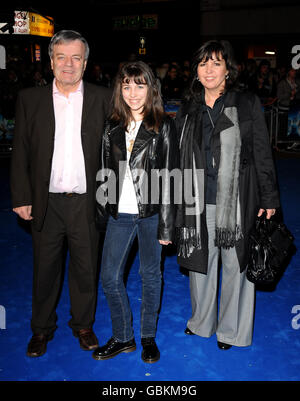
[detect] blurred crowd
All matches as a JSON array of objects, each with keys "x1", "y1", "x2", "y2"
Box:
[{"x1": 1, "y1": 55, "x2": 300, "y2": 121}]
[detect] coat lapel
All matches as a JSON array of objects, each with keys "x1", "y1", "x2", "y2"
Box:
[
  {"x1": 212, "y1": 91, "x2": 240, "y2": 135},
  {"x1": 210, "y1": 91, "x2": 240, "y2": 167},
  {"x1": 213, "y1": 112, "x2": 234, "y2": 134}
]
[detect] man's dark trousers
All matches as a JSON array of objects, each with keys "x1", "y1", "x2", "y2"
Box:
[{"x1": 31, "y1": 192, "x2": 99, "y2": 336}]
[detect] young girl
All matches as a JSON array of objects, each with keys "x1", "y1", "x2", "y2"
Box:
[{"x1": 93, "y1": 61, "x2": 178, "y2": 363}]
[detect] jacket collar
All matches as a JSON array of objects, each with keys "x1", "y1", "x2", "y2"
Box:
[
  {"x1": 187, "y1": 92, "x2": 237, "y2": 134},
  {"x1": 182, "y1": 89, "x2": 240, "y2": 116}
]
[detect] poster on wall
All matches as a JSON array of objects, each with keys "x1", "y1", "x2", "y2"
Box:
[{"x1": 287, "y1": 102, "x2": 300, "y2": 141}]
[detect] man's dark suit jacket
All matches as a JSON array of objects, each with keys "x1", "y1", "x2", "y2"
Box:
[{"x1": 10, "y1": 81, "x2": 111, "y2": 231}]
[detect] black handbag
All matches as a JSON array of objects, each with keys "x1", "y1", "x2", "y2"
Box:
[{"x1": 246, "y1": 214, "x2": 294, "y2": 286}]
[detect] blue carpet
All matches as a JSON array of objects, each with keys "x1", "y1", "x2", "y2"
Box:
[{"x1": 0, "y1": 157, "x2": 299, "y2": 382}]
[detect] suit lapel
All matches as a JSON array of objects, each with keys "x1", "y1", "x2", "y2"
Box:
[
  {"x1": 82, "y1": 82, "x2": 95, "y2": 130},
  {"x1": 42, "y1": 83, "x2": 55, "y2": 144}
]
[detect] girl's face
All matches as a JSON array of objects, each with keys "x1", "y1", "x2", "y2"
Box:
[
  {"x1": 197, "y1": 52, "x2": 228, "y2": 94},
  {"x1": 122, "y1": 78, "x2": 148, "y2": 119}
]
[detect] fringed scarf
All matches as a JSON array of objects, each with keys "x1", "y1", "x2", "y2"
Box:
[
  {"x1": 176, "y1": 105, "x2": 243, "y2": 258},
  {"x1": 215, "y1": 106, "x2": 243, "y2": 248}
]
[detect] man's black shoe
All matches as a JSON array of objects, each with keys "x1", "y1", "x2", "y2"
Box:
[
  {"x1": 92, "y1": 337, "x2": 136, "y2": 360},
  {"x1": 141, "y1": 337, "x2": 160, "y2": 363}
]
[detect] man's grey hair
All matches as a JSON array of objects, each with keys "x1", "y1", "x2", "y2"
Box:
[{"x1": 48, "y1": 30, "x2": 90, "y2": 60}]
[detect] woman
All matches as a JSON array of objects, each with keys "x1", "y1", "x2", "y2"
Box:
[
  {"x1": 175, "y1": 40, "x2": 280, "y2": 349},
  {"x1": 93, "y1": 61, "x2": 178, "y2": 363}
]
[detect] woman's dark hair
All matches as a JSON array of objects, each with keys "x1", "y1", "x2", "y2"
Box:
[
  {"x1": 186, "y1": 39, "x2": 239, "y2": 102},
  {"x1": 110, "y1": 61, "x2": 165, "y2": 133}
]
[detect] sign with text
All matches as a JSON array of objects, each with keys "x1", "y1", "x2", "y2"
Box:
[
  {"x1": 29, "y1": 12, "x2": 54, "y2": 37},
  {"x1": 0, "y1": 11, "x2": 54, "y2": 37},
  {"x1": 13, "y1": 11, "x2": 30, "y2": 35},
  {"x1": 113, "y1": 14, "x2": 158, "y2": 30}
]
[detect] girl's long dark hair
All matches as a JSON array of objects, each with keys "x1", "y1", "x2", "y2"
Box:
[
  {"x1": 185, "y1": 39, "x2": 239, "y2": 102},
  {"x1": 110, "y1": 61, "x2": 165, "y2": 133}
]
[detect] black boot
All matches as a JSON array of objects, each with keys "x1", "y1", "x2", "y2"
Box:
[
  {"x1": 141, "y1": 337, "x2": 160, "y2": 363},
  {"x1": 92, "y1": 337, "x2": 136, "y2": 360}
]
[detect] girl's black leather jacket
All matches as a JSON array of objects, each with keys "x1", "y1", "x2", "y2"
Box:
[{"x1": 96, "y1": 115, "x2": 179, "y2": 241}]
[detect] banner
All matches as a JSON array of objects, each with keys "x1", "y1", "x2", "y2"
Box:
[{"x1": 29, "y1": 12, "x2": 54, "y2": 37}]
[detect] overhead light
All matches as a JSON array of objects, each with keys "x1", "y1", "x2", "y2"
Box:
[{"x1": 265, "y1": 51, "x2": 275, "y2": 55}]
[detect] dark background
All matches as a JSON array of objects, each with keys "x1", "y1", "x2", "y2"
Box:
[{"x1": 1, "y1": 0, "x2": 300, "y2": 69}]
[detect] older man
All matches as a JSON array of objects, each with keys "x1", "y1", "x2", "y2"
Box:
[{"x1": 10, "y1": 30, "x2": 111, "y2": 357}]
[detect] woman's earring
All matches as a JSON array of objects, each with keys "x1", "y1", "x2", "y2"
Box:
[{"x1": 225, "y1": 74, "x2": 229, "y2": 80}]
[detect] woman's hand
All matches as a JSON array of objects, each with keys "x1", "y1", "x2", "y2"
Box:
[
  {"x1": 257, "y1": 208, "x2": 276, "y2": 219},
  {"x1": 159, "y1": 240, "x2": 172, "y2": 245}
]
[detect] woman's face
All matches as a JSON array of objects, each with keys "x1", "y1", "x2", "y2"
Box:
[
  {"x1": 122, "y1": 78, "x2": 148, "y2": 119},
  {"x1": 197, "y1": 52, "x2": 228, "y2": 94}
]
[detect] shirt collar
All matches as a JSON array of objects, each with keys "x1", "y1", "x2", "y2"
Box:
[
  {"x1": 201, "y1": 90, "x2": 226, "y2": 110},
  {"x1": 52, "y1": 79, "x2": 84, "y2": 96}
]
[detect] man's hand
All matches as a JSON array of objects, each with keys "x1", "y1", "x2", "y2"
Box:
[{"x1": 13, "y1": 205, "x2": 33, "y2": 220}]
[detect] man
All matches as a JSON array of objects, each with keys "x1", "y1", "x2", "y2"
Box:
[{"x1": 10, "y1": 30, "x2": 111, "y2": 357}]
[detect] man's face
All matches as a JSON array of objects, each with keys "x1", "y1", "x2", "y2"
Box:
[{"x1": 51, "y1": 39, "x2": 87, "y2": 93}]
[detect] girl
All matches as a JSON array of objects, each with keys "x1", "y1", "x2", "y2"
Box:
[{"x1": 93, "y1": 61, "x2": 178, "y2": 363}]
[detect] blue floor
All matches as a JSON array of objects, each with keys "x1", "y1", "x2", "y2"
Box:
[{"x1": 0, "y1": 157, "x2": 299, "y2": 382}]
